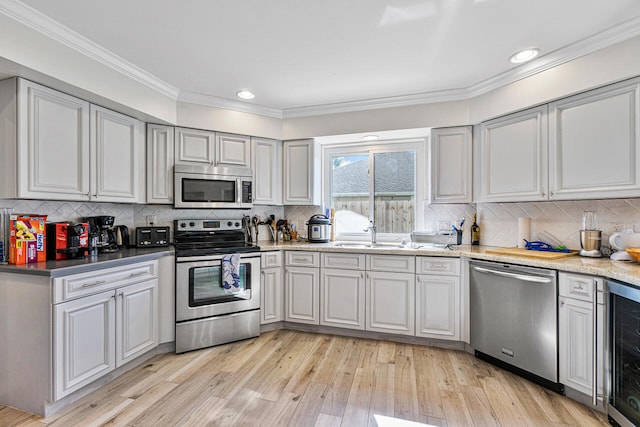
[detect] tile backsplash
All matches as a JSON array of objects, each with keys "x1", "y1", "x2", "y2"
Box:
[{"x1": 2, "y1": 197, "x2": 639, "y2": 250}]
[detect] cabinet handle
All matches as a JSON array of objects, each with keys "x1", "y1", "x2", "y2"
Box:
[
  {"x1": 129, "y1": 271, "x2": 147, "y2": 278},
  {"x1": 430, "y1": 263, "x2": 447, "y2": 270},
  {"x1": 82, "y1": 279, "x2": 107, "y2": 288},
  {"x1": 360, "y1": 272, "x2": 364, "y2": 279},
  {"x1": 559, "y1": 298, "x2": 565, "y2": 307},
  {"x1": 541, "y1": 192, "x2": 545, "y2": 197}
]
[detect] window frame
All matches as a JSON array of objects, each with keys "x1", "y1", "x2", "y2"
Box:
[{"x1": 321, "y1": 138, "x2": 427, "y2": 242}]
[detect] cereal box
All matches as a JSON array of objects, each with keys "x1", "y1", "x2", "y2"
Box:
[{"x1": 9, "y1": 214, "x2": 47, "y2": 264}]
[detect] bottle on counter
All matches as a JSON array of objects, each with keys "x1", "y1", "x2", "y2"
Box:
[{"x1": 471, "y1": 214, "x2": 480, "y2": 246}]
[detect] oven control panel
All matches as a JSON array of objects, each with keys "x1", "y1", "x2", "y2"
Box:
[{"x1": 175, "y1": 219, "x2": 242, "y2": 232}]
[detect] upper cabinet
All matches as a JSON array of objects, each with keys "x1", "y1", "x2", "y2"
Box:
[
  {"x1": 147, "y1": 124, "x2": 174, "y2": 204},
  {"x1": 283, "y1": 139, "x2": 320, "y2": 205},
  {"x1": 90, "y1": 105, "x2": 145, "y2": 203},
  {"x1": 0, "y1": 78, "x2": 145, "y2": 203},
  {"x1": 477, "y1": 106, "x2": 549, "y2": 202},
  {"x1": 252, "y1": 137, "x2": 282, "y2": 205},
  {"x1": 549, "y1": 78, "x2": 640, "y2": 200},
  {"x1": 430, "y1": 126, "x2": 472, "y2": 203},
  {"x1": 174, "y1": 128, "x2": 251, "y2": 169}
]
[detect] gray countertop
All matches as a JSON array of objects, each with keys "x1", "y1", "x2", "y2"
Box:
[{"x1": 0, "y1": 247, "x2": 174, "y2": 277}]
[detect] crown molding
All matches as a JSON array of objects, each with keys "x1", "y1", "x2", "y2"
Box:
[
  {"x1": 0, "y1": 0, "x2": 180, "y2": 99},
  {"x1": 178, "y1": 91, "x2": 283, "y2": 119}
]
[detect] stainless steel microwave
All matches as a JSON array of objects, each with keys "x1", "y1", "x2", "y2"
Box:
[{"x1": 174, "y1": 164, "x2": 253, "y2": 209}]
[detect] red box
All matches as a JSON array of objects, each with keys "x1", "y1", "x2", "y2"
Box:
[
  {"x1": 9, "y1": 214, "x2": 47, "y2": 265},
  {"x1": 46, "y1": 222, "x2": 89, "y2": 260}
]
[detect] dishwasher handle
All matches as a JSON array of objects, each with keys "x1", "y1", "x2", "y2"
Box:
[{"x1": 471, "y1": 265, "x2": 553, "y2": 283}]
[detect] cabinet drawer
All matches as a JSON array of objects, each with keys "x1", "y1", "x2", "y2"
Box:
[
  {"x1": 261, "y1": 251, "x2": 282, "y2": 268},
  {"x1": 321, "y1": 253, "x2": 365, "y2": 270},
  {"x1": 53, "y1": 260, "x2": 158, "y2": 303},
  {"x1": 559, "y1": 272, "x2": 595, "y2": 302},
  {"x1": 416, "y1": 257, "x2": 460, "y2": 276},
  {"x1": 285, "y1": 251, "x2": 320, "y2": 267},
  {"x1": 366, "y1": 255, "x2": 415, "y2": 273}
]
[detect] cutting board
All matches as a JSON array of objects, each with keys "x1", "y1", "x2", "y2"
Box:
[{"x1": 485, "y1": 247, "x2": 579, "y2": 260}]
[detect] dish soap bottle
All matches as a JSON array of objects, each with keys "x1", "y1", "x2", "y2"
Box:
[{"x1": 471, "y1": 214, "x2": 480, "y2": 246}]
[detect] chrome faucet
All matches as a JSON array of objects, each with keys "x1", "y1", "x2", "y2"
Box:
[{"x1": 363, "y1": 220, "x2": 377, "y2": 244}]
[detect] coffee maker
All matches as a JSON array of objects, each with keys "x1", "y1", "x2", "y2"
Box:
[
  {"x1": 85, "y1": 216, "x2": 117, "y2": 253},
  {"x1": 579, "y1": 211, "x2": 602, "y2": 257}
]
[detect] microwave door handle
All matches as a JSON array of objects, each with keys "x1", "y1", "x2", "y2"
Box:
[{"x1": 237, "y1": 178, "x2": 242, "y2": 204}]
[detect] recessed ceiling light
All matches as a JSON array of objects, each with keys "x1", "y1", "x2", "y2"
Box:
[
  {"x1": 236, "y1": 90, "x2": 255, "y2": 100},
  {"x1": 509, "y1": 48, "x2": 540, "y2": 64},
  {"x1": 362, "y1": 135, "x2": 379, "y2": 141}
]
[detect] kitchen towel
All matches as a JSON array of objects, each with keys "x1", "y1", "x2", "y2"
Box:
[
  {"x1": 517, "y1": 217, "x2": 531, "y2": 248},
  {"x1": 222, "y1": 254, "x2": 241, "y2": 293}
]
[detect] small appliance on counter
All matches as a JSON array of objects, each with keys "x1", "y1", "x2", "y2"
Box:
[
  {"x1": 579, "y1": 211, "x2": 602, "y2": 257},
  {"x1": 609, "y1": 231, "x2": 640, "y2": 261},
  {"x1": 46, "y1": 222, "x2": 89, "y2": 260},
  {"x1": 136, "y1": 226, "x2": 170, "y2": 247},
  {"x1": 306, "y1": 214, "x2": 331, "y2": 243},
  {"x1": 85, "y1": 216, "x2": 123, "y2": 253}
]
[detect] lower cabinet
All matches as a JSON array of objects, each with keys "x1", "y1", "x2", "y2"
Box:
[
  {"x1": 416, "y1": 275, "x2": 460, "y2": 340},
  {"x1": 261, "y1": 251, "x2": 284, "y2": 324},
  {"x1": 320, "y1": 268, "x2": 365, "y2": 330},
  {"x1": 366, "y1": 271, "x2": 415, "y2": 335},
  {"x1": 53, "y1": 262, "x2": 159, "y2": 401},
  {"x1": 285, "y1": 266, "x2": 319, "y2": 324}
]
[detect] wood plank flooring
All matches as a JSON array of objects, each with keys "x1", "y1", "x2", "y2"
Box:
[{"x1": 0, "y1": 330, "x2": 608, "y2": 426}]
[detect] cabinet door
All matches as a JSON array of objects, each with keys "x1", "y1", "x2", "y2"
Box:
[
  {"x1": 175, "y1": 127, "x2": 215, "y2": 165},
  {"x1": 320, "y1": 268, "x2": 365, "y2": 330},
  {"x1": 416, "y1": 275, "x2": 460, "y2": 340},
  {"x1": 285, "y1": 266, "x2": 319, "y2": 324},
  {"x1": 147, "y1": 124, "x2": 174, "y2": 204},
  {"x1": 559, "y1": 296, "x2": 594, "y2": 395},
  {"x1": 90, "y1": 105, "x2": 145, "y2": 202},
  {"x1": 261, "y1": 267, "x2": 283, "y2": 324},
  {"x1": 216, "y1": 133, "x2": 251, "y2": 168},
  {"x1": 116, "y1": 279, "x2": 158, "y2": 367},
  {"x1": 17, "y1": 79, "x2": 90, "y2": 200},
  {"x1": 366, "y1": 271, "x2": 415, "y2": 335},
  {"x1": 283, "y1": 139, "x2": 319, "y2": 205},
  {"x1": 252, "y1": 137, "x2": 282, "y2": 204},
  {"x1": 54, "y1": 290, "x2": 116, "y2": 400},
  {"x1": 479, "y1": 106, "x2": 548, "y2": 202},
  {"x1": 430, "y1": 127, "x2": 472, "y2": 203},
  {"x1": 549, "y1": 79, "x2": 640, "y2": 200}
]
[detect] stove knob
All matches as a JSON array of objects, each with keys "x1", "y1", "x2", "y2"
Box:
[
  {"x1": 180, "y1": 222, "x2": 186, "y2": 228},
  {"x1": 235, "y1": 222, "x2": 240, "y2": 227},
  {"x1": 189, "y1": 222, "x2": 195, "y2": 227},
  {"x1": 227, "y1": 221, "x2": 232, "y2": 227}
]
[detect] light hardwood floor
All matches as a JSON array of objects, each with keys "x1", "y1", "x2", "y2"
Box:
[{"x1": 0, "y1": 330, "x2": 608, "y2": 426}]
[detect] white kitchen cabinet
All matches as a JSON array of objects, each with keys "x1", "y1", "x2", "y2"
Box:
[
  {"x1": 0, "y1": 78, "x2": 90, "y2": 200},
  {"x1": 415, "y1": 256, "x2": 461, "y2": 340},
  {"x1": 216, "y1": 133, "x2": 251, "y2": 168},
  {"x1": 252, "y1": 137, "x2": 282, "y2": 205},
  {"x1": 283, "y1": 139, "x2": 320, "y2": 205},
  {"x1": 366, "y1": 271, "x2": 415, "y2": 336},
  {"x1": 285, "y1": 266, "x2": 319, "y2": 324},
  {"x1": 90, "y1": 105, "x2": 145, "y2": 203},
  {"x1": 478, "y1": 105, "x2": 548, "y2": 202},
  {"x1": 174, "y1": 127, "x2": 216, "y2": 166},
  {"x1": 54, "y1": 289, "x2": 115, "y2": 401},
  {"x1": 430, "y1": 127, "x2": 472, "y2": 203},
  {"x1": 147, "y1": 124, "x2": 174, "y2": 204},
  {"x1": 558, "y1": 272, "x2": 604, "y2": 402},
  {"x1": 53, "y1": 260, "x2": 159, "y2": 401},
  {"x1": 549, "y1": 78, "x2": 640, "y2": 200},
  {"x1": 261, "y1": 251, "x2": 283, "y2": 324},
  {"x1": 320, "y1": 268, "x2": 365, "y2": 330}
]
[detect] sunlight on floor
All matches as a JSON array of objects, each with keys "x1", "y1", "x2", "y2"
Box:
[{"x1": 374, "y1": 414, "x2": 435, "y2": 427}]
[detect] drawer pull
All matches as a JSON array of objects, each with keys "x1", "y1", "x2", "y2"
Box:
[
  {"x1": 430, "y1": 263, "x2": 447, "y2": 269},
  {"x1": 129, "y1": 271, "x2": 147, "y2": 278},
  {"x1": 82, "y1": 279, "x2": 107, "y2": 288}
]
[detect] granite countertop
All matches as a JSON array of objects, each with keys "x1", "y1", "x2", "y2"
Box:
[
  {"x1": 0, "y1": 246, "x2": 174, "y2": 277},
  {"x1": 259, "y1": 240, "x2": 640, "y2": 287}
]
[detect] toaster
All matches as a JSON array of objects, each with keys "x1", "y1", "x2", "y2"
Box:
[{"x1": 136, "y1": 226, "x2": 170, "y2": 247}]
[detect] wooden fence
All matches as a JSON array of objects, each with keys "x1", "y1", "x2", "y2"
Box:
[{"x1": 333, "y1": 196, "x2": 414, "y2": 233}]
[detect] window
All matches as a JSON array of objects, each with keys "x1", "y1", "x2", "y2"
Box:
[{"x1": 323, "y1": 139, "x2": 426, "y2": 240}]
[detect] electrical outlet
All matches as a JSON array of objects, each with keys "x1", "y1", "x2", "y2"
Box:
[
  {"x1": 612, "y1": 223, "x2": 624, "y2": 232},
  {"x1": 438, "y1": 221, "x2": 450, "y2": 231}
]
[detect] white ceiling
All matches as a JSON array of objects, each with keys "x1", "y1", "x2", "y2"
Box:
[{"x1": 14, "y1": 0, "x2": 640, "y2": 117}]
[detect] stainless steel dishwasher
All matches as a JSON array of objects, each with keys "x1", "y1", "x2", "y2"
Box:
[{"x1": 470, "y1": 260, "x2": 562, "y2": 393}]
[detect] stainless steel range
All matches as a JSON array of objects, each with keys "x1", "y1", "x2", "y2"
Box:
[{"x1": 174, "y1": 219, "x2": 261, "y2": 353}]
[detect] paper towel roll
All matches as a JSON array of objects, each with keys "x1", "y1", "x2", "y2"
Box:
[{"x1": 517, "y1": 217, "x2": 531, "y2": 248}]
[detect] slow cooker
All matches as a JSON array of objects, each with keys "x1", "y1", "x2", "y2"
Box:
[{"x1": 306, "y1": 214, "x2": 331, "y2": 243}]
